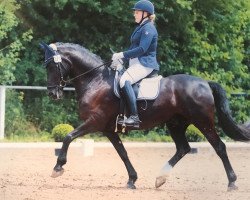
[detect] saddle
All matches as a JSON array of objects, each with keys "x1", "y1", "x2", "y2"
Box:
[
  {"x1": 113, "y1": 68, "x2": 162, "y2": 132},
  {"x1": 113, "y1": 69, "x2": 162, "y2": 100}
]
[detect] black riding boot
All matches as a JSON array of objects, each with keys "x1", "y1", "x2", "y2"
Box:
[
  {"x1": 122, "y1": 81, "x2": 141, "y2": 128},
  {"x1": 117, "y1": 89, "x2": 127, "y2": 125}
]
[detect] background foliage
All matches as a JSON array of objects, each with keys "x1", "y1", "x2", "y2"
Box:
[
  {"x1": 52, "y1": 123, "x2": 74, "y2": 142},
  {"x1": 0, "y1": 0, "x2": 249, "y2": 141}
]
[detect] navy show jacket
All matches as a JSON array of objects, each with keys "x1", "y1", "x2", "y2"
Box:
[{"x1": 123, "y1": 19, "x2": 159, "y2": 70}]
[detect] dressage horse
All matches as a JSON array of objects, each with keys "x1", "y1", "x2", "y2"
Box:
[{"x1": 40, "y1": 42, "x2": 250, "y2": 190}]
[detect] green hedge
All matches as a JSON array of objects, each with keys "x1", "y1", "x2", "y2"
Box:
[
  {"x1": 186, "y1": 125, "x2": 205, "y2": 142},
  {"x1": 52, "y1": 124, "x2": 74, "y2": 142}
]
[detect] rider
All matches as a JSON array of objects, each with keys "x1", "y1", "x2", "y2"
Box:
[{"x1": 112, "y1": 0, "x2": 159, "y2": 128}]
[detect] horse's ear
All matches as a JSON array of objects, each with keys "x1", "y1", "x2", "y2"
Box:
[
  {"x1": 39, "y1": 41, "x2": 49, "y2": 50},
  {"x1": 39, "y1": 42, "x2": 45, "y2": 50},
  {"x1": 39, "y1": 42, "x2": 52, "y2": 51}
]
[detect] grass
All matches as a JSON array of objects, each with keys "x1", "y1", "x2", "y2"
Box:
[
  {"x1": 80, "y1": 131, "x2": 174, "y2": 142},
  {"x1": 1, "y1": 127, "x2": 231, "y2": 143},
  {"x1": 1, "y1": 131, "x2": 54, "y2": 142},
  {"x1": 1, "y1": 131, "x2": 173, "y2": 142}
]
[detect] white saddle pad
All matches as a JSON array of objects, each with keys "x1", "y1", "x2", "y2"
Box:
[{"x1": 137, "y1": 75, "x2": 162, "y2": 100}]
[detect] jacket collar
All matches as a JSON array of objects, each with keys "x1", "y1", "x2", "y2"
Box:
[
  {"x1": 130, "y1": 19, "x2": 151, "y2": 40},
  {"x1": 135, "y1": 19, "x2": 151, "y2": 32},
  {"x1": 140, "y1": 18, "x2": 150, "y2": 26}
]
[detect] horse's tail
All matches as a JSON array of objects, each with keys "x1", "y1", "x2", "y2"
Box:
[{"x1": 208, "y1": 81, "x2": 250, "y2": 142}]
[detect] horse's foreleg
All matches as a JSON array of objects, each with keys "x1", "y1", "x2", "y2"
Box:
[
  {"x1": 104, "y1": 132, "x2": 138, "y2": 189},
  {"x1": 51, "y1": 123, "x2": 89, "y2": 178},
  {"x1": 155, "y1": 120, "x2": 190, "y2": 188}
]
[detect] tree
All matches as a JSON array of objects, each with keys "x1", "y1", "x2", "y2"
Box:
[
  {"x1": 0, "y1": 0, "x2": 32, "y2": 85},
  {"x1": 156, "y1": 0, "x2": 250, "y2": 89}
]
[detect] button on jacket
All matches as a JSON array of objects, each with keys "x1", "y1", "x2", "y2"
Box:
[{"x1": 123, "y1": 19, "x2": 159, "y2": 70}]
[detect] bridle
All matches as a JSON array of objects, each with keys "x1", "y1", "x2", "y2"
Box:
[
  {"x1": 44, "y1": 53, "x2": 71, "y2": 90},
  {"x1": 45, "y1": 49, "x2": 113, "y2": 90}
]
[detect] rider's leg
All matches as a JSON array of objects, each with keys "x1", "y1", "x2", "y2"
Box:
[
  {"x1": 122, "y1": 80, "x2": 140, "y2": 127},
  {"x1": 119, "y1": 58, "x2": 153, "y2": 127},
  {"x1": 119, "y1": 58, "x2": 153, "y2": 88}
]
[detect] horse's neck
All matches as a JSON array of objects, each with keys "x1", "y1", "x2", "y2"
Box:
[
  {"x1": 72, "y1": 67, "x2": 110, "y2": 100},
  {"x1": 63, "y1": 46, "x2": 111, "y2": 99}
]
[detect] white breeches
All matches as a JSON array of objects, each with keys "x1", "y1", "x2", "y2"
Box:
[{"x1": 119, "y1": 58, "x2": 153, "y2": 88}]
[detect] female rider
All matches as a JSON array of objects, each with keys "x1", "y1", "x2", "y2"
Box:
[{"x1": 112, "y1": 0, "x2": 159, "y2": 128}]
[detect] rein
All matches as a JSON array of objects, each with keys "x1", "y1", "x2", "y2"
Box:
[
  {"x1": 46, "y1": 55, "x2": 113, "y2": 89},
  {"x1": 63, "y1": 60, "x2": 113, "y2": 85}
]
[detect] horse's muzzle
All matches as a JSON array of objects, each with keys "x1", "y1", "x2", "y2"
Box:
[{"x1": 48, "y1": 88, "x2": 63, "y2": 100}]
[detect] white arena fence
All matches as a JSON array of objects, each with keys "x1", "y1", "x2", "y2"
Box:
[{"x1": 0, "y1": 86, "x2": 75, "y2": 139}]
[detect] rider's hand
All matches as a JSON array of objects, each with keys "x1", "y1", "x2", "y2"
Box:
[
  {"x1": 111, "y1": 52, "x2": 124, "y2": 71},
  {"x1": 112, "y1": 52, "x2": 124, "y2": 61},
  {"x1": 111, "y1": 59, "x2": 123, "y2": 71}
]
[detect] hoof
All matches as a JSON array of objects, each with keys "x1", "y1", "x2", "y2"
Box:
[
  {"x1": 227, "y1": 182, "x2": 238, "y2": 191},
  {"x1": 155, "y1": 176, "x2": 166, "y2": 188},
  {"x1": 51, "y1": 168, "x2": 64, "y2": 178},
  {"x1": 127, "y1": 181, "x2": 136, "y2": 189}
]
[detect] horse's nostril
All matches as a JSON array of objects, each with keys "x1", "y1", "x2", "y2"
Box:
[
  {"x1": 48, "y1": 91, "x2": 56, "y2": 98},
  {"x1": 48, "y1": 89, "x2": 62, "y2": 100}
]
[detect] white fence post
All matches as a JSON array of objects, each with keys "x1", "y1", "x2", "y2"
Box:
[{"x1": 0, "y1": 86, "x2": 6, "y2": 139}]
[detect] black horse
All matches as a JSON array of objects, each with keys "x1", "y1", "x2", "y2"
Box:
[{"x1": 40, "y1": 42, "x2": 250, "y2": 190}]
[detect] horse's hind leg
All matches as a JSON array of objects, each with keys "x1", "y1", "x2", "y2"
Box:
[
  {"x1": 104, "y1": 132, "x2": 137, "y2": 189},
  {"x1": 195, "y1": 120, "x2": 238, "y2": 191},
  {"x1": 155, "y1": 117, "x2": 190, "y2": 188}
]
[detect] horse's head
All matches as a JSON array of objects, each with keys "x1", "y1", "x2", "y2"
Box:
[{"x1": 40, "y1": 42, "x2": 70, "y2": 100}]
